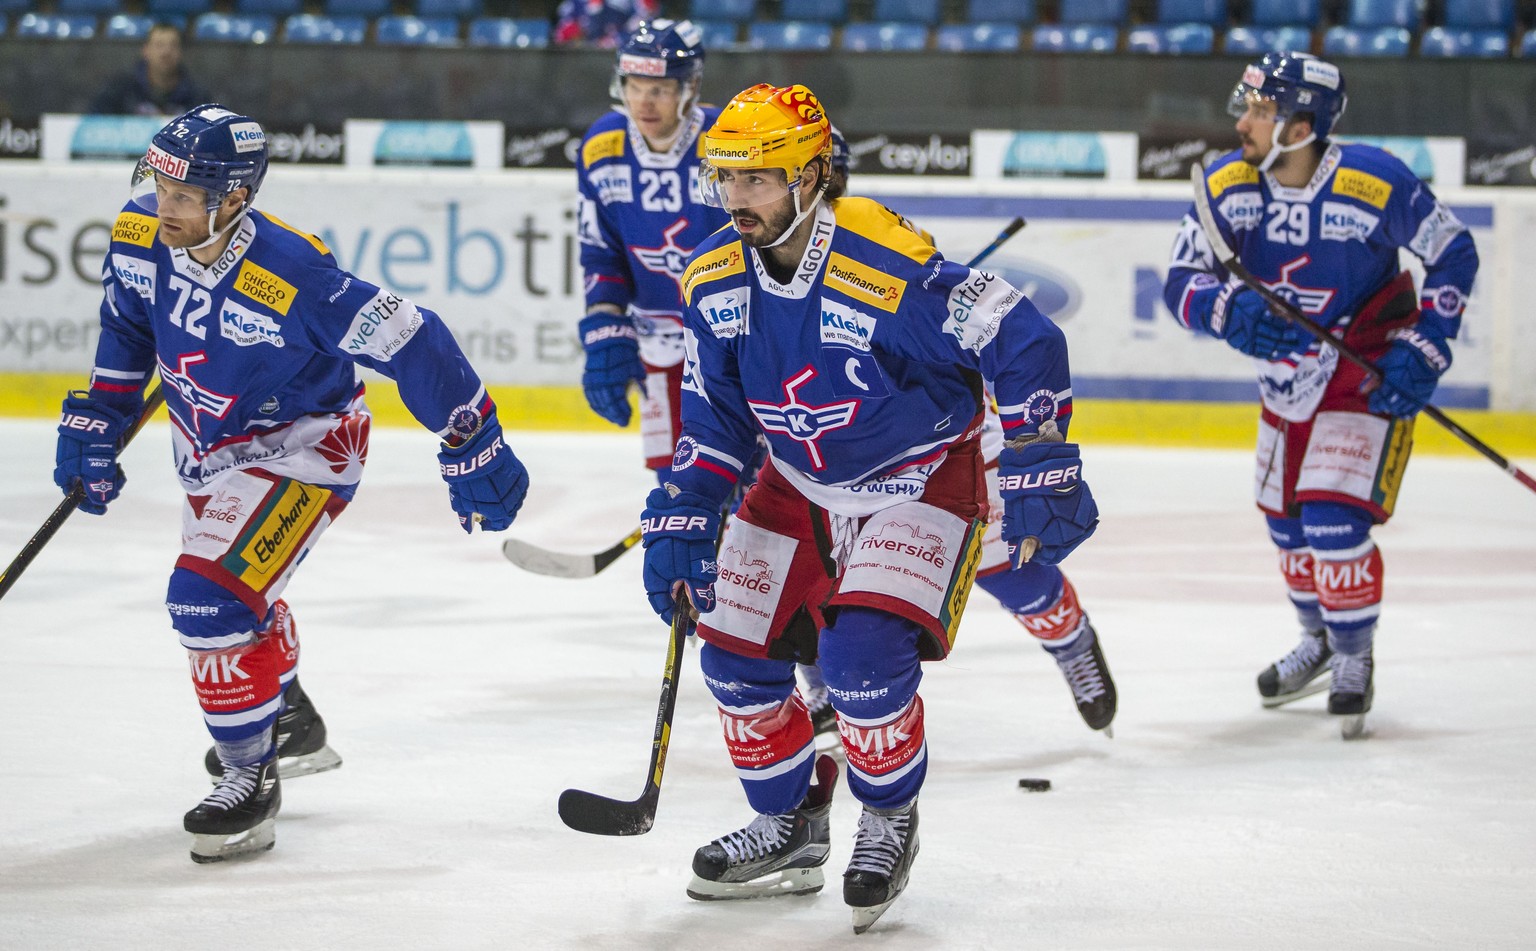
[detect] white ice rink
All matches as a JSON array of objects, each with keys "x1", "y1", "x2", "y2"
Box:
[{"x1": 2, "y1": 419, "x2": 1533, "y2": 950}]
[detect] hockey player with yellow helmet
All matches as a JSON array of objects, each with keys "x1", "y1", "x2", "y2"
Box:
[{"x1": 640, "y1": 83, "x2": 1099, "y2": 933}]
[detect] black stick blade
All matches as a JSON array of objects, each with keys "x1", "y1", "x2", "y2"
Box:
[{"x1": 557, "y1": 787, "x2": 659, "y2": 836}]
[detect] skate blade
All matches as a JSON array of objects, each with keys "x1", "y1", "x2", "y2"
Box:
[
  {"x1": 1098, "y1": 724, "x2": 1115, "y2": 740},
  {"x1": 189, "y1": 818, "x2": 276, "y2": 864},
  {"x1": 278, "y1": 745, "x2": 343, "y2": 779},
  {"x1": 686, "y1": 866, "x2": 825, "y2": 901},
  {"x1": 1338, "y1": 712, "x2": 1369, "y2": 740},
  {"x1": 851, "y1": 898, "x2": 897, "y2": 935},
  {"x1": 1260, "y1": 677, "x2": 1331, "y2": 708}
]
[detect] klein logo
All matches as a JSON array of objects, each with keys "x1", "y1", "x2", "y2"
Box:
[{"x1": 746, "y1": 366, "x2": 859, "y2": 471}]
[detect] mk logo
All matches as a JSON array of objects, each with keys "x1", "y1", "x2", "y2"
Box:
[{"x1": 189, "y1": 652, "x2": 250, "y2": 684}]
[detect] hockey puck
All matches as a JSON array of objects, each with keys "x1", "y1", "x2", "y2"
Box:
[{"x1": 1017, "y1": 778, "x2": 1051, "y2": 792}]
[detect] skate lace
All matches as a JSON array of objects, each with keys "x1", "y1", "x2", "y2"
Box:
[
  {"x1": 199, "y1": 765, "x2": 261, "y2": 811},
  {"x1": 717, "y1": 812, "x2": 794, "y2": 865},
  {"x1": 1059, "y1": 650, "x2": 1107, "y2": 706},
  {"x1": 847, "y1": 808, "x2": 910, "y2": 876},
  {"x1": 1276, "y1": 632, "x2": 1327, "y2": 682},
  {"x1": 1331, "y1": 652, "x2": 1372, "y2": 694}
]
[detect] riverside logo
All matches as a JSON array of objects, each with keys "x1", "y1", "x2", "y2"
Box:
[{"x1": 374, "y1": 121, "x2": 473, "y2": 167}]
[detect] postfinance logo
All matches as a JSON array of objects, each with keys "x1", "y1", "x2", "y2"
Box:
[
  {"x1": 235, "y1": 260, "x2": 297, "y2": 315},
  {"x1": 825, "y1": 253, "x2": 905, "y2": 313},
  {"x1": 682, "y1": 243, "x2": 745, "y2": 304},
  {"x1": 112, "y1": 212, "x2": 158, "y2": 247}
]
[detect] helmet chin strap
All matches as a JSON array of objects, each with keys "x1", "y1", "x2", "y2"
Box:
[
  {"x1": 762, "y1": 180, "x2": 826, "y2": 250},
  {"x1": 1259, "y1": 118, "x2": 1317, "y2": 173},
  {"x1": 188, "y1": 200, "x2": 251, "y2": 252}
]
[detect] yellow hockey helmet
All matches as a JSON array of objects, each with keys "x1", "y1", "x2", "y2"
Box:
[{"x1": 703, "y1": 83, "x2": 833, "y2": 185}]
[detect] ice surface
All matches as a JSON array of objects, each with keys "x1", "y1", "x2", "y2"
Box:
[{"x1": 2, "y1": 421, "x2": 1533, "y2": 949}]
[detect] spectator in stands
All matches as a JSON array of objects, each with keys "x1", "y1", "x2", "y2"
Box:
[
  {"x1": 88, "y1": 24, "x2": 210, "y2": 117},
  {"x1": 554, "y1": 0, "x2": 660, "y2": 47}
]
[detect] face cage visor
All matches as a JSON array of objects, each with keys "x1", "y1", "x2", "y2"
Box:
[
  {"x1": 1227, "y1": 84, "x2": 1317, "y2": 171},
  {"x1": 699, "y1": 161, "x2": 799, "y2": 211},
  {"x1": 129, "y1": 157, "x2": 224, "y2": 219},
  {"x1": 610, "y1": 70, "x2": 697, "y2": 122}
]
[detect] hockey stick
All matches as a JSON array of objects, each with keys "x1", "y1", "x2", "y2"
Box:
[
  {"x1": 0, "y1": 385, "x2": 167, "y2": 604},
  {"x1": 557, "y1": 593, "x2": 689, "y2": 836},
  {"x1": 1190, "y1": 163, "x2": 1536, "y2": 495},
  {"x1": 501, "y1": 216, "x2": 1033, "y2": 578}
]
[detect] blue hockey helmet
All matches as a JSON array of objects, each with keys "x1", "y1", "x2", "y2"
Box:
[
  {"x1": 130, "y1": 104, "x2": 268, "y2": 218},
  {"x1": 610, "y1": 18, "x2": 705, "y2": 100},
  {"x1": 830, "y1": 126, "x2": 850, "y2": 178},
  {"x1": 1228, "y1": 51, "x2": 1347, "y2": 141}
]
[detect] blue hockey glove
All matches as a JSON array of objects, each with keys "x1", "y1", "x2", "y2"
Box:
[
  {"x1": 640, "y1": 487, "x2": 720, "y2": 623},
  {"x1": 1212, "y1": 285, "x2": 1307, "y2": 360},
  {"x1": 579, "y1": 312, "x2": 646, "y2": 428},
  {"x1": 997, "y1": 430, "x2": 1099, "y2": 567},
  {"x1": 438, "y1": 412, "x2": 528, "y2": 534},
  {"x1": 54, "y1": 392, "x2": 131, "y2": 516},
  {"x1": 1367, "y1": 328, "x2": 1451, "y2": 418}
]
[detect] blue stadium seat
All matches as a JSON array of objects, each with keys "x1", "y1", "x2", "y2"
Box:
[
  {"x1": 780, "y1": 0, "x2": 847, "y2": 23},
  {"x1": 0, "y1": 0, "x2": 22, "y2": 16},
  {"x1": 147, "y1": 0, "x2": 212, "y2": 18},
  {"x1": 418, "y1": 0, "x2": 482, "y2": 18},
  {"x1": 324, "y1": 0, "x2": 390, "y2": 18},
  {"x1": 375, "y1": 15, "x2": 460, "y2": 45},
  {"x1": 1248, "y1": 0, "x2": 1319, "y2": 26},
  {"x1": 936, "y1": 22, "x2": 1022, "y2": 49},
  {"x1": 966, "y1": 0, "x2": 1036, "y2": 22},
  {"x1": 103, "y1": 13, "x2": 155, "y2": 37},
  {"x1": 1321, "y1": 24, "x2": 1411, "y2": 53},
  {"x1": 283, "y1": 13, "x2": 366, "y2": 43},
  {"x1": 195, "y1": 12, "x2": 277, "y2": 42},
  {"x1": 15, "y1": 13, "x2": 99, "y2": 38},
  {"x1": 1127, "y1": 22, "x2": 1215, "y2": 51},
  {"x1": 689, "y1": 0, "x2": 755, "y2": 22},
  {"x1": 1156, "y1": 0, "x2": 1226, "y2": 25},
  {"x1": 1224, "y1": 24, "x2": 1312, "y2": 52},
  {"x1": 747, "y1": 20, "x2": 833, "y2": 49},
  {"x1": 1032, "y1": 23, "x2": 1118, "y2": 49},
  {"x1": 55, "y1": 0, "x2": 121, "y2": 15},
  {"x1": 841, "y1": 22, "x2": 928, "y2": 50},
  {"x1": 1057, "y1": 0, "x2": 1130, "y2": 24},
  {"x1": 236, "y1": 0, "x2": 301, "y2": 15},
  {"x1": 874, "y1": 0, "x2": 943, "y2": 24},
  {"x1": 1418, "y1": 25, "x2": 1509, "y2": 55},
  {"x1": 467, "y1": 16, "x2": 548, "y2": 47},
  {"x1": 692, "y1": 20, "x2": 740, "y2": 47},
  {"x1": 1521, "y1": 28, "x2": 1536, "y2": 55},
  {"x1": 1443, "y1": 0, "x2": 1513, "y2": 28},
  {"x1": 1342, "y1": 0, "x2": 1419, "y2": 29}
]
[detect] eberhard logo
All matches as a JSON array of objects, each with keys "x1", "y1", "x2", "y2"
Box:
[
  {"x1": 237, "y1": 482, "x2": 330, "y2": 581},
  {"x1": 682, "y1": 243, "x2": 745, "y2": 303},
  {"x1": 235, "y1": 260, "x2": 297, "y2": 315},
  {"x1": 112, "y1": 212, "x2": 158, "y2": 247},
  {"x1": 825, "y1": 253, "x2": 905, "y2": 313}
]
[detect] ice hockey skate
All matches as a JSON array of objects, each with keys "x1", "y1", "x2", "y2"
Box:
[
  {"x1": 184, "y1": 757, "x2": 281, "y2": 864},
  {"x1": 203, "y1": 678, "x2": 341, "y2": 780},
  {"x1": 1328, "y1": 649, "x2": 1374, "y2": 740},
  {"x1": 1047, "y1": 623, "x2": 1117, "y2": 735},
  {"x1": 687, "y1": 753, "x2": 837, "y2": 901},
  {"x1": 845, "y1": 799, "x2": 920, "y2": 934},
  {"x1": 1257, "y1": 628, "x2": 1332, "y2": 708}
]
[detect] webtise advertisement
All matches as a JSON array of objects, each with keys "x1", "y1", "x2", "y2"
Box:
[{"x1": 0, "y1": 167, "x2": 1497, "y2": 408}]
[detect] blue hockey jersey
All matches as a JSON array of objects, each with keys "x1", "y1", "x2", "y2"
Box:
[
  {"x1": 669, "y1": 198, "x2": 1074, "y2": 517},
  {"x1": 91, "y1": 205, "x2": 490, "y2": 491},
  {"x1": 1165, "y1": 142, "x2": 1478, "y2": 343},
  {"x1": 575, "y1": 106, "x2": 730, "y2": 364}
]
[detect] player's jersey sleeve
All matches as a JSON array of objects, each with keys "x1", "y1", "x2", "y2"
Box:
[
  {"x1": 575, "y1": 120, "x2": 636, "y2": 312},
  {"x1": 88, "y1": 207, "x2": 163, "y2": 415},
  {"x1": 1372, "y1": 157, "x2": 1478, "y2": 340},
  {"x1": 1162, "y1": 155, "x2": 1247, "y2": 332}
]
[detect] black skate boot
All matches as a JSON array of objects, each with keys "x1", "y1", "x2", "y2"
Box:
[
  {"x1": 687, "y1": 753, "x2": 837, "y2": 901},
  {"x1": 845, "y1": 799, "x2": 920, "y2": 935},
  {"x1": 1328, "y1": 650, "x2": 1374, "y2": 740},
  {"x1": 1257, "y1": 628, "x2": 1331, "y2": 707},
  {"x1": 1047, "y1": 623, "x2": 1117, "y2": 735},
  {"x1": 204, "y1": 678, "x2": 342, "y2": 780},
  {"x1": 184, "y1": 756, "x2": 281, "y2": 864}
]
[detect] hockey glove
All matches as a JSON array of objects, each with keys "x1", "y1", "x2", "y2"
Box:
[
  {"x1": 438, "y1": 411, "x2": 529, "y2": 534},
  {"x1": 579, "y1": 312, "x2": 646, "y2": 428},
  {"x1": 997, "y1": 432, "x2": 1099, "y2": 567},
  {"x1": 1366, "y1": 328, "x2": 1451, "y2": 418},
  {"x1": 640, "y1": 486, "x2": 720, "y2": 624},
  {"x1": 1211, "y1": 285, "x2": 1307, "y2": 360},
  {"x1": 54, "y1": 392, "x2": 131, "y2": 515}
]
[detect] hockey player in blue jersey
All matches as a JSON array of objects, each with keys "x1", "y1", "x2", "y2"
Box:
[
  {"x1": 641, "y1": 84, "x2": 1099, "y2": 933},
  {"x1": 51, "y1": 105, "x2": 529, "y2": 863},
  {"x1": 1163, "y1": 53, "x2": 1478, "y2": 737},
  {"x1": 574, "y1": 19, "x2": 730, "y2": 475}
]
